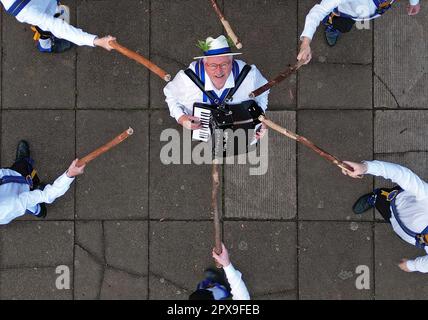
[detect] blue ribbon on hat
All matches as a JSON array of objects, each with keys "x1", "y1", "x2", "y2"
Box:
[{"x1": 204, "y1": 47, "x2": 232, "y2": 56}]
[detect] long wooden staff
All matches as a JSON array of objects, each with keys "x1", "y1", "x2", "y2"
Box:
[
  {"x1": 250, "y1": 60, "x2": 305, "y2": 98},
  {"x1": 211, "y1": 159, "x2": 222, "y2": 268},
  {"x1": 109, "y1": 40, "x2": 171, "y2": 82},
  {"x1": 209, "y1": 0, "x2": 243, "y2": 49},
  {"x1": 77, "y1": 128, "x2": 134, "y2": 167},
  {"x1": 259, "y1": 116, "x2": 354, "y2": 173}
]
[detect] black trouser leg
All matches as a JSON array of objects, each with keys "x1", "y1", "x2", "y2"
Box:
[
  {"x1": 374, "y1": 186, "x2": 402, "y2": 223},
  {"x1": 331, "y1": 16, "x2": 356, "y2": 33},
  {"x1": 10, "y1": 158, "x2": 41, "y2": 189}
]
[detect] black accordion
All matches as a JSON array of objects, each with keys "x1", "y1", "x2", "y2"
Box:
[{"x1": 192, "y1": 100, "x2": 265, "y2": 157}]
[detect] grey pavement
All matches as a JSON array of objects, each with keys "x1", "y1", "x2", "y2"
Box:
[{"x1": 0, "y1": 0, "x2": 427, "y2": 300}]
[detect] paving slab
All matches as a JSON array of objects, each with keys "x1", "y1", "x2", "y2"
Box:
[
  {"x1": 298, "y1": 110, "x2": 373, "y2": 221},
  {"x1": 0, "y1": 222, "x2": 73, "y2": 268},
  {"x1": 100, "y1": 268, "x2": 147, "y2": 300},
  {"x1": 149, "y1": 110, "x2": 219, "y2": 220},
  {"x1": 299, "y1": 221, "x2": 373, "y2": 300},
  {"x1": 374, "y1": 1, "x2": 428, "y2": 109},
  {"x1": 74, "y1": 245, "x2": 104, "y2": 300},
  {"x1": 225, "y1": 111, "x2": 296, "y2": 220},
  {"x1": 375, "y1": 223, "x2": 428, "y2": 299},
  {"x1": 1, "y1": 110, "x2": 75, "y2": 220},
  {"x1": 77, "y1": 0, "x2": 149, "y2": 109},
  {"x1": 224, "y1": 221, "x2": 297, "y2": 300},
  {"x1": 150, "y1": 0, "x2": 222, "y2": 108},
  {"x1": 225, "y1": 0, "x2": 298, "y2": 110},
  {"x1": 76, "y1": 110, "x2": 148, "y2": 220},
  {"x1": 2, "y1": 6, "x2": 76, "y2": 109},
  {"x1": 298, "y1": 63, "x2": 372, "y2": 109},
  {"x1": 75, "y1": 221, "x2": 104, "y2": 261},
  {"x1": 104, "y1": 221, "x2": 148, "y2": 276},
  {"x1": 0, "y1": 267, "x2": 73, "y2": 300},
  {"x1": 149, "y1": 221, "x2": 213, "y2": 299},
  {"x1": 298, "y1": 0, "x2": 373, "y2": 64},
  {"x1": 374, "y1": 110, "x2": 428, "y2": 154}
]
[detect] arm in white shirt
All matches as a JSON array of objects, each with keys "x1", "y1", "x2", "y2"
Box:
[
  {"x1": 252, "y1": 66, "x2": 269, "y2": 112},
  {"x1": 17, "y1": 10, "x2": 97, "y2": 47},
  {"x1": 365, "y1": 160, "x2": 428, "y2": 200},
  {"x1": 406, "y1": 255, "x2": 428, "y2": 273},
  {"x1": 223, "y1": 264, "x2": 250, "y2": 300},
  {"x1": 18, "y1": 172, "x2": 75, "y2": 210},
  {"x1": 300, "y1": 0, "x2": 341, "y2": 40},
  {"x1": 164, "y1": 70, "x2": 190, "y2": 122}
]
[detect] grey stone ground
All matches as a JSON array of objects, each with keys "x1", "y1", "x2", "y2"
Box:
[{"x1": 0, "y1": 0, "x2": 427, "y2": 300}]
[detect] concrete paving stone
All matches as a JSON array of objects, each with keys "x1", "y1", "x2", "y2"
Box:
[
  {"x1": 298, "y1": 63, "x2": 372, "y2": 109},
  {"x1": 150, "y1": 110, "x2": 220, "y2": 220},
  {"x1": 224, "y1": 0, "x2": 298, "y2": 110},
  {"x1": 1, "y1": 110, "x2": 75, "y2": 220},
  {"x1": 374, "y1": 1, "x2": 428, "y2": 109},
  {"x1": 149, "y1": 221, "x2": 213, "y2": 299},
  {"x1": 77, "y1": 0, "x2": 149, "y2": 109},
  {"x1": 374, "y1": 110, "x2": 428, "y2": 154},
  {"x1": 374, "y1": 152, "x2": 428, "y2": 221},
  {"x1": 298, "y1": 110, "x2": 373, "y2": 220},
  {"x1": 75, "y1": 221, "x2": 104, "y2": 261},
  {"x1": 104, "y1": 221, "x2": 148, "y2": 275},
  {"x1": 74, "y1": 246, "x2": 104, "y2": 300},
  {"x1": 299, "y1": 221, "x2": 373, "y2": 300},
  {"x1": 100, "y1": 268, "x2": 147, "y2": 300},
  {"x1": 0, "y1": 267, "x2": 73, "y2": 300},
  {"x1": 76, "y1": 110, "x2": 148, "y2": 220},
  {"x1": 2, "y1": 2, "x2": 76, "y2": 109},
  {"x1": 224, "y1": 221, "x2": 297, "y2": 300},
  {"x1": 225, "y1": 111, "x2": 296, "y2": 220},
  {"x1": 375, "y1": 223, "x2": 428, "y2": 299},
  {"x1": 150, "y1": 0, "x2": 222, "y2": 108},
  {"x1": 149, "y1": 275, "x2": 190, "y2": 300},
  {"x1": 298, "y1": 0, "x2": 373, "y2": 64},
  {"x1": 0, "y1": 222, "x2": 73, "y2": 268}
]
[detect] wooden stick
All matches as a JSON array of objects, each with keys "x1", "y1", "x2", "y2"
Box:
[
  {"x1": 109, "y1": 40, "x2": 171, "y2": 82},
  {"x1": 209, "y1": 0, "x2": 243, "y2": 49},
  {"x1": 77, "y1": 128, "x2": 134, "y2": 167},
  {"x1": 259, "y1": 116, "x2": 354, "y2": 173},
  {"x1": 250, "y1": 60, "x2": 305, "y2": 98},
  {"x1": 211, "y1": 159, "x2": 222, "y2": 268}
]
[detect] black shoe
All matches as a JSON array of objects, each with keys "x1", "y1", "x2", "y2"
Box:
[
  {"x1": 325, "y1": 28, "x2": 340, "y2": 47},
  {"x1": 51, "y1": 38, "x2": 73, "y2": 53},
  {"x1": 352, "y1": 193, "x2": 376, "y2": 215},
  {"x1": 15, "y1": 140, "x2": 30, "y2": 162},
  {"x1": 35, "y1": 203, "x2": 47, "y2": 219}
]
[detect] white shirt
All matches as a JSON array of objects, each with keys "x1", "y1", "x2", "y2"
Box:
[
  {"x1": 365, "y1": 160, "x2": 428, "y2": 273},
  {"x1": 164, "y1": 60, "x2": 269, "y2": 122},
  {"x1": 0, "y1": 168, "x2": 75, "y2": 225},
  {"x1": 1, "y1": 0, "x2": 97, "y2": 47},
  {"x1": 224, "y1": 264, "x2": 250, "y2": 300},
  {"x1": 301, "y1": 0, "x2": 420, "y2": 40}
]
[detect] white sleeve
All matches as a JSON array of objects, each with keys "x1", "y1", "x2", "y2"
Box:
[
  {"x1": 300, "y1": 0, "x2": 341, "y2": 40},
  {"x1": 406, "y1": 255, "x2": 428, "y2": 273},
  {"x1": 365, "y1": 160, "x2": 428, "y2": 200},
  {"x1": 163, "y1": 71, "x2": 189, "y2": 122},
  {"x1": 409, "y1": 0, "x2": 420, "y2": 5},
  {"x1": 252, "y1": 65, "x2": 269, "y2": 112},
  {"x1": 223, "y1": 264, "x2": 250, "y2": 300},
  {"x1": 18, "y1": 172, "x2": 75, "y2": 209},
  {"x1": 17, "y1": 9, "x2": 97, "y2": 47}
]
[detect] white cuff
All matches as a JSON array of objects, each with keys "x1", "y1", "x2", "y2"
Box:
[{"x1": 406, "y1": 260, "x2": 417, "y2": 272}]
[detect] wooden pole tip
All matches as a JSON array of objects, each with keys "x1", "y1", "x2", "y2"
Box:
[
  {"x1": 235, "y1": 43, "x2": 243, "y2": 49},
  {"x1": 127, "y1": 127, "x2": 134, "y2": 135}
]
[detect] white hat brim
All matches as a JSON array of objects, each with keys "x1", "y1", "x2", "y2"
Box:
[{"x1": 193, "y1": 52, "x2": 243, "y2": 60}]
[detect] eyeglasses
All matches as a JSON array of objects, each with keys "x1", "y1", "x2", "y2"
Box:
[{"x1": 205, "y1": 62, "x2": 231, "y2": 71}]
